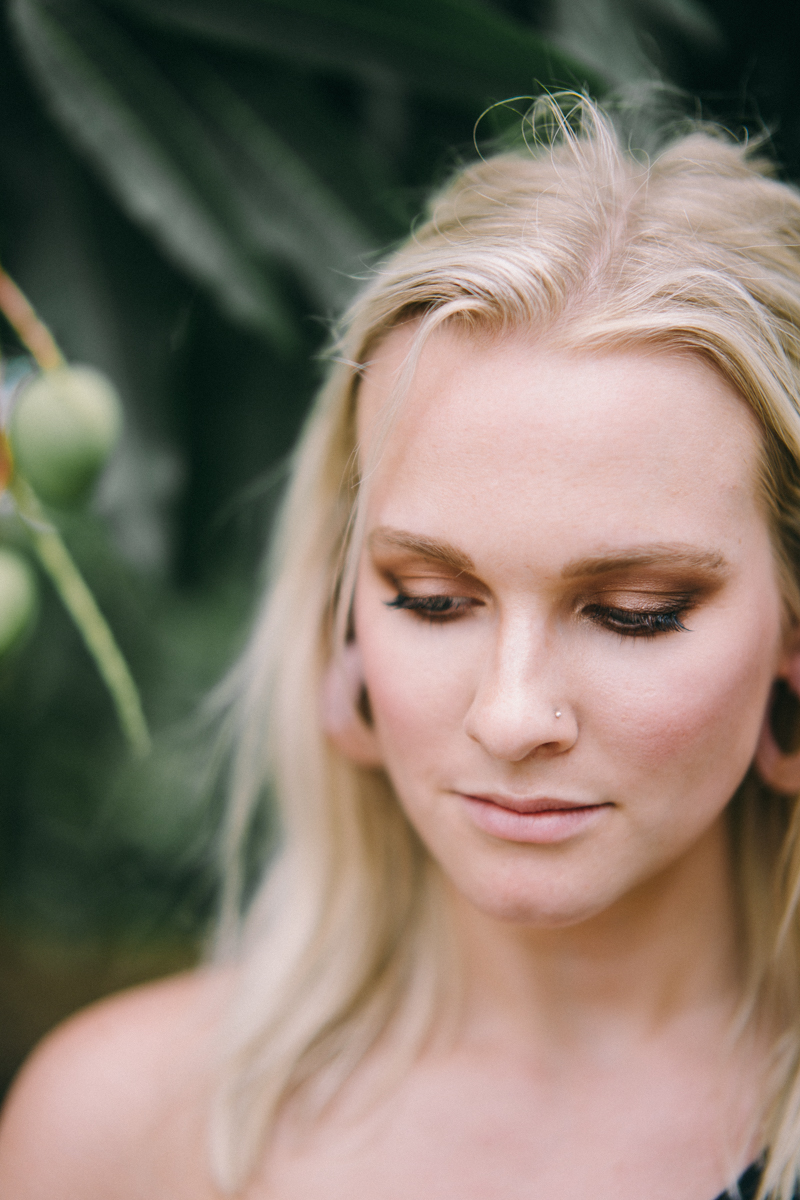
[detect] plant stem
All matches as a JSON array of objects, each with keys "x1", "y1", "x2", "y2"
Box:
[
  {"x1": 0, "y1": 265, "x2": 64, "y2": 372},
  {"x1": 0, "y1": 432, "x2": 11, "y2": 493},
  {"x1": 11, "y1": 478, "x2": 151, "y2": 757},
  {"x1": 0, "y1": 262, "x2": 150, "y2": 757}
]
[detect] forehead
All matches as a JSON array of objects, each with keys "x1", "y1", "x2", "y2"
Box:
[{"x1": 356, "y1": 322, "x2": 766, "y2": 567}]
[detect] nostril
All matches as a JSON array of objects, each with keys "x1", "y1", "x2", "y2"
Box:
[{"x1": 464, "y1": 700, "x2": 577, "y2": 763}]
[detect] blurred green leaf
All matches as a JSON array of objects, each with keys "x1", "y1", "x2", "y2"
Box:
[
  {"x1": 549, "y1": 0, "x2": 720, "y2": 88},
  {"x1": 173, "y1": 63, "x2": 372, "y2": 310},
  {"x1": 9, "y1": 0, "x2": 606, "y2": 345},
  {"x1": 10, "y1": 0, "x2": 373, "y2": 341},
  {"x1": 98, "y1": 0, "x2": 608, "y2": 100}
]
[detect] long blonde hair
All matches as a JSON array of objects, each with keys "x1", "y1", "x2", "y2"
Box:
[{"x1": 211, "y1": 95, "x2": 800, "y2": 1197}]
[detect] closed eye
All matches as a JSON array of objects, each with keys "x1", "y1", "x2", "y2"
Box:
[
  {"x1": 583, "y1": 603, "x2": 690, "y2": 638},
  {"x1": 385, "y1": 592, "x2": 479, "y2": 622}
]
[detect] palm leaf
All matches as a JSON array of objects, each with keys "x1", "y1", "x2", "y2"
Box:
[
  {"x1": 10, "y1": 0, "x2": 373, "y2": 340},
  {"x1": 99, "y1": 0, "x2": 608, "y2": 100}
]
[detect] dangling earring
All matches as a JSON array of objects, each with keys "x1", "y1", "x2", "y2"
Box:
[{"x1": 320, "y1": 641, "x2": 382, "y2": 767}]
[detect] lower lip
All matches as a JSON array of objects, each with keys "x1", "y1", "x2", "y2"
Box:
[{"x1": 460, "y1": 796, "x2": 611, "y2": 844}]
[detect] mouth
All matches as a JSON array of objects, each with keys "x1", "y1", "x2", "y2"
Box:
[{"x1": 457, "y1": 792, "x2": 613, "y2": 844}]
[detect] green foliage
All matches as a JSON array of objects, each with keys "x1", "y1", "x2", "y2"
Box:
[
  {"x1": 1, "y1": 0, "x2": 798, "y2": 1086},
  {"x1": 98, "y1": 0, "x2": 603, "y2": 99},
  {"x1": 9, "y1": 0, "x2": 600, "y2": 346},
  {"x1": 0, "y1": 0, "x2": 608, "y2": 955},
  {"x1": 0, "y1": 547, "x2": 37, "y2": 654},
  {"x1": 11, "y1": 366, "x2": 122, "y2": 505}
]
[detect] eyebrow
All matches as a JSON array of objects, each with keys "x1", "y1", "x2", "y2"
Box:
[
  {"x1": 369, "y1": 528, "x2": 728, "y2": 581},
  {"x1": 561, "y1": 545, "x2": 728, "y2": 580},
  {"x1": 368, "y1": 528, "x2": 475, "y2": 574}
]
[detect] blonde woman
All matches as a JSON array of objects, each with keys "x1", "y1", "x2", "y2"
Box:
[{"x1": 2, "y1": 96, "x2": 800, "y2": 1199}]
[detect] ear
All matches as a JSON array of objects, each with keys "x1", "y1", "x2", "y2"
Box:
[
  {"x1": 755, "y1": 640, "x2": 800, "y2": 793},
  {"x1": 319, "y1": 641, "x2": 384, "y2": 768}
]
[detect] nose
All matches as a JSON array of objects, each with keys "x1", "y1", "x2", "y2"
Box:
[{"x1": 463, "y1": 613, "x2": 577, "y2": 762}]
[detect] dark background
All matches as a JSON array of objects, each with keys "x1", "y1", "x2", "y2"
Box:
[{"x1": 0, "y1": 0, "x2": 796, "y2": 1093}]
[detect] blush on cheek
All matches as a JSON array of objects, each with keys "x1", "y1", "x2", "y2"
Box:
[
  {"x1": 358, "y1": 606, "x2": 478, "y2": 746},
  {"x1": 367, "y1": 664, "x2": 462, "y2": 752},
  {"x1": 608, "y1": 635, "x2": 777, "y2": 797}
]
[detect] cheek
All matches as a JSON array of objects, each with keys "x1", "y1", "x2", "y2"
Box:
[
  {"x1": 353, "y1": 589, "x2": 479, "y2": 770},
  {"x1": 583, "y1": 602, "x2": 781, "y2": 795},
  {"x1": 354, "y1": 569, "x2": 784, "y2": 820},
  {"x1": 360, "y1": 619, "x2": 476, "y2": 747}
]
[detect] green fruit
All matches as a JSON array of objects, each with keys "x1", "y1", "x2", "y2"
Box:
[
  {"x1": 0, "y1": 548, "x2": 37, "y2": 656},
  {"x1": 10, "y1": 366, "x2": 123, "y2": 506}
]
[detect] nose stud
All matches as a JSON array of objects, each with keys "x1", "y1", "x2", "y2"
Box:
[{"x1": 555, "y1": 709, "x2": 562, "y2": 718}]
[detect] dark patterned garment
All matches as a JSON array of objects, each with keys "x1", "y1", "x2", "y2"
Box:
[{"x1": 713, "y1": 1161, "x2": 763, "y2": 1200}]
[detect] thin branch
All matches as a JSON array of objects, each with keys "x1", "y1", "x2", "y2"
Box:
[
  {"x1": 0, "y1": 264, "x2": 65, "y2": 372},
  {"x1": 11, "y1": 469, "x2": 151, "y2": 757}
]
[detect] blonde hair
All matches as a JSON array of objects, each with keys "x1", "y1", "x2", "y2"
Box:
[{"x1": 211, "y1": 96, "x2": 800, "y2": 1198}]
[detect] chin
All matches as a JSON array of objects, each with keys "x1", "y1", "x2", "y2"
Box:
[{"x1": 453, "y1": 873, "x2": 619, "y2": 928}]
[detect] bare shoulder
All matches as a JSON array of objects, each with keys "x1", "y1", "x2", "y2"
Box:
[{"x1": 0, "y1": 967, "x2": 232, "y2": 1199}]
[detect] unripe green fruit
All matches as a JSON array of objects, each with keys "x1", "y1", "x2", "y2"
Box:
[
  {"x1": 10, "y1": 366, "x2": 123, "y2": 506},
  {"x1": 0, "y1": 548, "x2": 37, "y2": 656}
]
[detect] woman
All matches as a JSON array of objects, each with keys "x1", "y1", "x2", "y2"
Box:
[{"x1": 1, "y1": 95, "x2": 800, "y2": 1199}]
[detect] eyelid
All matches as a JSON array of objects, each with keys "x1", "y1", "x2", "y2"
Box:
[
  {"x1": 578, "y1": 587, "x2": 700, "y2": 610},
  {"x1": 386, "y1": 591, "x2": 481, "y2": 623},
  {"x1": 377, "y1": 563, "x2": 485, "y2": 596},
  {"x1": 576, "y1": 586, "x2": 700, "y2": 639},
  {"x1": 584, "y1": 604, "x2": 690, "y2": 638}
]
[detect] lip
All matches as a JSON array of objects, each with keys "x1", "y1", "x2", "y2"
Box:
[{"x1": 457, "y1": 792, "x2": 613, "y2": 844}]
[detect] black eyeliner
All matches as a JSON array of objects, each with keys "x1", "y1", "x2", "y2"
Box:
[
  {"x1": 385, "y1": 592, "x2": 473, "y2": 620},
  {"x1": 584, "y1": 604, "x2": 691, "y2": 637}
]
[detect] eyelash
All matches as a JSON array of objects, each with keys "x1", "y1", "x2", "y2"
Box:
[
  {"x1": 386, "y1": 593, "x2": 690, "y2": 637},
  {"x1": 581, "y1": 604, "x2": 689, "y2": 638},
  {"x1": 385, "y1": 592, "x2": 476, "y2": 621}
]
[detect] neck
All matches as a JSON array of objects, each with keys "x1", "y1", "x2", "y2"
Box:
[{"x1": 443, "y1": 815, "x2": 742, "y2": 1053}]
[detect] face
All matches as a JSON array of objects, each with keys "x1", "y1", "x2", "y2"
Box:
[{"x1": 351, "y1": 324, "x2": 788, "y2": 927}]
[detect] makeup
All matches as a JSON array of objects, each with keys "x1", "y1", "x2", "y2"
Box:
[{"x1": 458, "y1": 793, "x2": 613, "y2": 844}]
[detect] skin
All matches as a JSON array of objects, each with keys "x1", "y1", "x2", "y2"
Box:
[
  {"x1": 0, "y1": 324, "x2": 798, "y2": 1199},
  {"x1": 352, "y1": 326, "x2": 787, "y2": 932},
  {"x1": 272, "y1": 325, "x2": 791, "y2": 1198}
]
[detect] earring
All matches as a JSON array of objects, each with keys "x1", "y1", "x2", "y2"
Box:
[
  {"x1": 554, "y1": 709, "x2": 562, "y2": 718},
  {"x1": 755, "y1": 676, "x2": 800, "y2": 793}
]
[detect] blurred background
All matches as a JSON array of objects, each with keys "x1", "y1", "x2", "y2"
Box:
[{"x1": 0, "y1": 0, "x2": 798, "y2": 1095}]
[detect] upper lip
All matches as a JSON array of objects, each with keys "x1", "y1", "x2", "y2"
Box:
[{"x1": 461, "y1": 793, "x2": 605, "y2": 814}]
